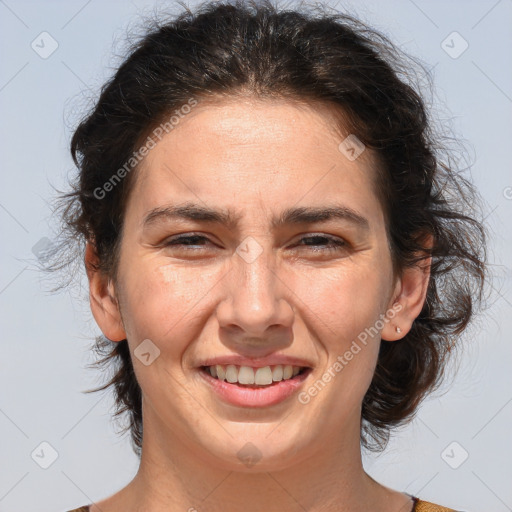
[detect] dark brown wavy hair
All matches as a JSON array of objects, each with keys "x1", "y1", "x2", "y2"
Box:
[{"x1": 53, "y1": 0, "x2": 488, "y2": 457}]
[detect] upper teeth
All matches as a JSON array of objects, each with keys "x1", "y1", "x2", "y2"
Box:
[{"x1": 208, "y1": 365, "x2": 302, "y2": 385}]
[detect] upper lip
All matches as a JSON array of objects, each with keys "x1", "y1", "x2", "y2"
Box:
[{"x1": 198, "y1": 355, "x2": 314, "y2": 369}]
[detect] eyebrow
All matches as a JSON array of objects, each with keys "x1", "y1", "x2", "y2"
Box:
[{"x1": 142, "y1": 202, "x2": 370, "y2": 231}]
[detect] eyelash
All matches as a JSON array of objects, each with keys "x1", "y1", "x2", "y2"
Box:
[{"x1": 163, "y1": 233, "x2": 348, "y2": 253}]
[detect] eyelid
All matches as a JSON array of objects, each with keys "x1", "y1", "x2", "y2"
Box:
[
  {"x1": 163, "y1": 232, "x2": 349, "y2": 248},
  {"x1": 293, "y1": 232, "x2": 346, "y2": 242},
  {"x1": 162, "y1": 232, "x2": 213, "y2": 246}
]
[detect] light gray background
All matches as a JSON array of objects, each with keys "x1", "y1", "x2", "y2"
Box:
[{"x1": 0, "y1": 0, "x2": 511, "y2": 511}]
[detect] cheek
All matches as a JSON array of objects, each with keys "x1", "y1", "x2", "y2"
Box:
[
  {"x1": 296, "y1": 265, "x2": 388, "y2": 342},
  {"x1": 301, "y1": 306, "x2": 380, "y2": 410},
  {"x1": 292, "y1": 266, "x2": 386, "y2": 399},
  {"x1": 119, "y1": 261, "x2": 218, "y2": 343}
]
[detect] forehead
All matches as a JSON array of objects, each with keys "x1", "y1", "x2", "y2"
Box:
[
  {"x1": 151, "y1": 96, "x2": 353, "y2": 162},
  {"x1": 129, "y1": 97, "x2": 383, "y2": 227}
]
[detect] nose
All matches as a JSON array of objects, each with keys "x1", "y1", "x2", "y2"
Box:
[{"x1": 216, "y1": 240, "x2": 295, "y2": 356}]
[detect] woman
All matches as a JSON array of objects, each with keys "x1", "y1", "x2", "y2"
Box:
[{"x1": 57, "y1": 0, "x2": 486, "y2": 510}]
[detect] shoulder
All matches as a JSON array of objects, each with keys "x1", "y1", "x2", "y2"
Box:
[
  {"x1": 414, "y1": 498, "x2": 467, "y2": 512},
  {"x1": 65, "y1": 507, "x2": 90, "y2": 512}
]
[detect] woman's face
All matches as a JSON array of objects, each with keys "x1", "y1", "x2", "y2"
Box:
[{"x1": 92, "y1": 98, "x2": 412, "y2": 470}]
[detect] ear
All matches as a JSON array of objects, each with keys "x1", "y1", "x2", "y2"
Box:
[
  {"x1": 85, "y1": 242, "x2": 127, "y2": 342},
  {"x1": 381, "y1": 234, "x2": 433, "y2": 341}
]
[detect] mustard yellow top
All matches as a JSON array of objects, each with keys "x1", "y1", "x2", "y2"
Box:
[{"x1": 413, "y1": 498, "x2": 461, "y2": 511}]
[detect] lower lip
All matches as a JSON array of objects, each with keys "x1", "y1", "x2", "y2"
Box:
[{"x1": 198, "y1": 367, "x2": 312, "y2": 407}]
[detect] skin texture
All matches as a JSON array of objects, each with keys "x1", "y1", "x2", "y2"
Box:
[{"x1": 86, "y1": 97, "x2": 430, "y2": 512}]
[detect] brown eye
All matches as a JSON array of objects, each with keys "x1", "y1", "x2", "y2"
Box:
[
  {"x1": 165, "y1": 234, "x2": 211, "y2": 248},
  {"x1": 294, "y1": 235, "x2": 348, "y2": 252}
]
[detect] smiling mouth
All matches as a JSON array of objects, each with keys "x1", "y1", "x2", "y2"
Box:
[{"x1": 200, "y1": 364, "x2": 310, "y2": 387}]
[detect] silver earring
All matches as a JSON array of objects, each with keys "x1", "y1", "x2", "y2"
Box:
[{"x1": 396, "y1": 326, "x2": 402, "y2": 334}]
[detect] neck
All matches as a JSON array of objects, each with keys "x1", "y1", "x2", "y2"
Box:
[{"x1": 111, "y1": 404, "x2": 396, "y2": 512}]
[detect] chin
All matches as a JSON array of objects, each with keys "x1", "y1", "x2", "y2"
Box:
[{"x1": 195, "y1": 426, "x2": 314, "y2": 473}]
